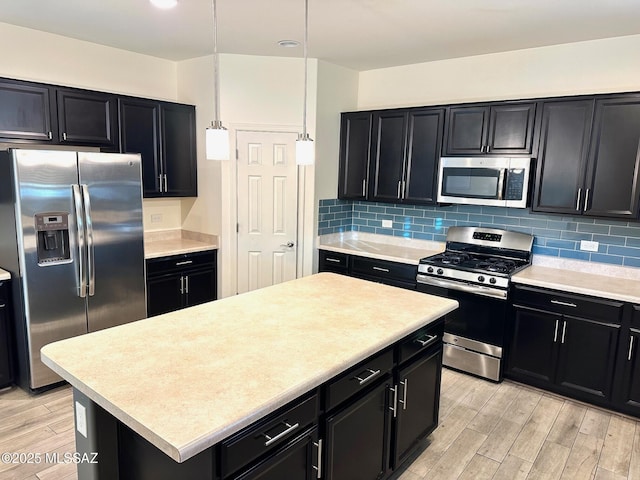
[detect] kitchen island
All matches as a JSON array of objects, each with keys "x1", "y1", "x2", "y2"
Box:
[{"x1": 41, "y1": 272, "x2": 458, "y2": 480}]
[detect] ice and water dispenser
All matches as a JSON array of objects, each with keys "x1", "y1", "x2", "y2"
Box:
[{"x1": 34, "y1": 213, "x2": 71, "y2": 265}]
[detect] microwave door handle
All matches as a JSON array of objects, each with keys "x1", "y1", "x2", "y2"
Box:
[{"x1": 497, "y1": 169, "x2": 507, "y2": 200}]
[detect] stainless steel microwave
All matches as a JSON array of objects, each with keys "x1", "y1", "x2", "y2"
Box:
[{"x1": 437, "y1": 157, "x2": 532, "y2": 208}]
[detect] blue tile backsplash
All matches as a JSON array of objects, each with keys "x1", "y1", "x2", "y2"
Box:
[{"x1": 318, "y1": 199, "x2": 640, "y2": 268}]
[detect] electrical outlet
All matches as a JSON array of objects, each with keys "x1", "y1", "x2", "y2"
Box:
[
  {"x1": 381, "y1": 219, "x2": 393, "y2": 228},
  {"x1": 150, "y1": 213, "x2": 163, "y2": 224},
  {"x1": 75, "y1": 401, "x2": 88, "y2": 438},
  {"x1": 580, "y1": 240, "x2": 599, "y2": 252}
]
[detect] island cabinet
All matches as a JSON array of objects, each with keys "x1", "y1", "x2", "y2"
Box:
[
  {"x1": 612, "y1": 305, "x2": 640, "y2": 417},
  {"x1": 119, "y1": 98, "x2": 197, "y2": 197},
  {"x1": 146, "y1": 250, "x2": 217, "y2": 317},
  {"x1": 505, "y1": 285, "x2": 624, "y2": 408},
  {"x1": 0, "y1": 279, "x2": 12, "y2": 388},
  {"x1": 318, "y1": 250, "x2": 418, "y2": 290},
  {"x1": 443, "y1": 102, "x2": 537, "y2": 156},
  {"x1": 369, "y1": 108, "x2": 445, "y2": 204},
  {"x1": 533, "y1": 94, "x2": 640, "y2": 219},
  {"x1": 338, "y1": 111, "x2": 373, "y2": 200}
]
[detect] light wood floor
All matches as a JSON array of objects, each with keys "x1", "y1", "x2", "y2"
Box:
[{"x1": 2, "y1": 369, "x2": 640, "y2": 480}]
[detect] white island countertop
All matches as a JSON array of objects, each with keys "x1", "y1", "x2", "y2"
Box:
[
  {"x1": 0, "y1": 268, "x2": 9, "y2": 281},
  {"x1": 41, "y1": 273, "x2": 458, "y2": 463}
]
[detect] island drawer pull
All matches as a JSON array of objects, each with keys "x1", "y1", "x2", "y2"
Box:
[
  {"x1": 0, "y1": 304, "x2": 5, "y2": 308},
  {"x1": 390, "y1": 385, "x2": 398, "y2": 418},
  {"x1": 399, "y1": 379, "x2": 408, "y2": 410},
  {"x1": 415, "y1": 334, "x2": 438, "y2": 348},
  {"x1": 175, "y1": 260, "x2": 193, "y2": 266},
  {"x1": 263, "y1": 421, "x2": 300, "y2": 447},
  {"x1": 313, "y1": 439, "x2": 323, "y2": 479},
  {"x1": 325, "y1": 257, "x2": 341, "y2": 263},
  {"x1": 353, "y1": 368, "x2": 381, "y2": 385},
  {"x1": 550, "y1": 300, "x2": 577, "y2": 308},
  {"x1": 372, "y1": 266, "x2": 390, "y2": 273},
  {"x1": 629, "y1": 337, "x2": 635, "y2": 361}
]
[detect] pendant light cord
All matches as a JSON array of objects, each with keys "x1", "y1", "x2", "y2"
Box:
[
  {"x1": 302, "y1": 0, "x2": 308, "y2": 137},
  {"x1": 212, "y1": 0, "x2": 221, "y2": 125}
]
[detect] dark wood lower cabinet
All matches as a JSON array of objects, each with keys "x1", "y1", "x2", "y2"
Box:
[
  {"x1": 613, "y1": 306, "x2": 640, "y2": 416},
  {"x1": 325, "y1": 381, "x2": 391, "y2": 480},
  {"x1": 0, "y1": 280, "x2": 13, "y2": 388}
]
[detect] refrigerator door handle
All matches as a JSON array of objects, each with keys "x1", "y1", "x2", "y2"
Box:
[
  {"x1": 72, "y1": 185, "x2": 87, "y2": 298},
  {"x1": 81, "y1": 185, "x2": 96, "y2": 297}
]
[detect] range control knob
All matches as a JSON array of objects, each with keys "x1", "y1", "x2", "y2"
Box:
[
  {"x1": 489, "y1": 277, "x2": 497, "y2": 284},
  {"x1": 427, "y1": 267, "x2": 434, "y2": 273},
  {"x1": 478, "y1": 275, "x2": 485, "y2": 282},
  {"x1": 437, "y1": 268, "x2": 444, "y2": 275}
]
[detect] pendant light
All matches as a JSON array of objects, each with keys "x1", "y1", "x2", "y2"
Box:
[
  {"x1": 205, "y1": 0, "x2": 230, "y2": 160},
  {"x1": 295, "y1": 0, "x2": 314, "y2": 165}
]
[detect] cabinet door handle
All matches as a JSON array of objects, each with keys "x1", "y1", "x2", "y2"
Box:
[
  {"x1": 415, "y1": 334, "x2": 438, "y2": 348},
  {"x1": 159, "y1": 175, "x2": 164, "y2": 193},
  {"x1": 0, "y1": 304, "x2": 5, "y2": 308},
  {"x1": 313, "y1": 439, "x2": 323, "y2": 479},
  {"x1": 399, "y1": 378, "x2": 408, "y2": 410},
  {"x1": 372, "y1": 266, "x2": 390, "y2": 273},
  {"x1": 175, "y1": 260, "x2": 193, "y2": 266},
  {"x1": 553, "y1": 319, "x2": 559, "y2": 343},
  {"x1": 561, "y1": 321, "x2": 567, "y2": 344},
  {"x1": 185, "y1": 275, "x2": 189, "y2": 294},
  {"x1": 401, "y1": 180, "x2": 406, "y2": 199},
  {"x1": 576, "y1": 188, "x2": 582, "y2": 211},
  {"x1": 263, "y1": 421, "x2": 300, "y2": 447},
  {"x1": 325, "y1": 258, "x2": 341, "y2": 263},
  {"x1": 362, "y1": 179, "x2": 366, "y2": 197},
  {"x1": 629, "y1": 336, "x2": 635, "y2": 361},
  {"x1": 62, "y1": 132, "x2": 68, "y2": 141},
  {"x1": 389, "y1": 385, "x2": 398, "y2": 418},
  {"x1": 397, "y1": 180, "x2": 402, "y2": 198},
  {"x1": 353, "y1": 368, "x2": 381, "y2": 385},
  {"x1": 47, "y1": 131, "x2": 52, "y2": 140},
  {"x1": 486, "y1": 145, "x2": 491, "y2": 153},
  {"x1": 550, "y1": 300, "x2": 577, "y2": 308},
  {"x1": 163, "y1": 174, "x2": 168, "y2": 193},
  {"x1": 180, "y1": 276, "x2": 184, "y2": 294},
  {"x1": 583, "y1": 188, "x2": 590, "y2": 212}
]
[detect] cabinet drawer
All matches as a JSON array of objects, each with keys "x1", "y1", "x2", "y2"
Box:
[
  {"x1": 326, "y1": 348, "x2": 394, "y2": 411},
  {"x1": 512, "y1": 286, "x2": 624, "y2": 323},
  {"x1": 351, "y1": 257, "x2": 417, "y2": 282},
  {"x1": 146, "y1": 251, "x2": 216, "y2": 276},
  {"x1": 398, "y1": 319, "x2": 444, "y2": 365},
  {"x1": 220, "y1": 393, "x2": 318, "y2": 478},
  {"x1": 318, "y1": 250, "x2": 349, "y2": 273}
]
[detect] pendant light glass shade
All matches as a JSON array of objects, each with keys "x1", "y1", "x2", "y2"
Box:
[
  {"x1": 296, "y1": 0, "x2": 314, "y2": 166},
  {"x1": 206, "y1": 0, "x2": 230, "y2": 161},
  {"x1": 296, "y1": 133, "x2": 314, "y2": 165},
  {"x1": 206, "y1": 121, "x2": 230, "y2": 160}
]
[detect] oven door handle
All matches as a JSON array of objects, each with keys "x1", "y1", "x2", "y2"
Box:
[{"x1": 416, "y1": 274, "x2": 508, "y2": 300}]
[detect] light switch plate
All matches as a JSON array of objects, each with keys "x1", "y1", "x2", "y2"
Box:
[
  {"x1": 75, "y1": 401, "x2": 88, "y2": 438},
  {"x1": 381, "y1": 219, "x2": 393, "y2": 228},
  {"x1": 580, "y1": 240, "x2": 599, "y2": 252}
]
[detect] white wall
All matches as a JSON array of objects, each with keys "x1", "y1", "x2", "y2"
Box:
[{"x1": 358, "y1": 35, "x2": 640, "y2": 109}]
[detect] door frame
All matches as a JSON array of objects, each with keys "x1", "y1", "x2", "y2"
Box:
[{"x1": 220, "y1": 123, "x2": 315, "y2": 297}]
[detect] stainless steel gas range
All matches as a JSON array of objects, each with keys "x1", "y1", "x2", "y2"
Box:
[{"x1": 416, "y1": 226, "x2": 534, "y2": 381}]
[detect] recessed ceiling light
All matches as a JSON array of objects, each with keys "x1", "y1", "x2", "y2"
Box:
[
  {"x1": 278, "y1": 40, "x2": 300, "y2": 48},
  {"x1": 150, "y1": 0, "x2": 178, "y2": 9}
]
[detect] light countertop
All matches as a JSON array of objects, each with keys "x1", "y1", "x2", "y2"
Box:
[
  {"x1": 0, "y1": 268, "x2": 9, "y2": 281},
  {"x1": 319, "y1": 235, "x2": 443, "y2": 265},
  {"x1": 144, "y1": 230, "x2": 218, "y2": 259},
  {"x1": 512, "y1": 265, "x2": 640, "y2": 304},
  {"x1": 41, "y1": 273, "x2": 458, "y2": 463}
]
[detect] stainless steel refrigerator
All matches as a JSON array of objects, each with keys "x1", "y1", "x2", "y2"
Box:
[{"x1": 0, "y1": 148, "x2": 146, "y2": 391}]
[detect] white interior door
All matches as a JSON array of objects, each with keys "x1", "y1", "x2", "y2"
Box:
[{"x1": 237, "y1": 130, "x2": 299, "y2": 293}]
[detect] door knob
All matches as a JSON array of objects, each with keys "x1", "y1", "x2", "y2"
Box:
[{"x1": 280, "y1": 242, "x2": 295, "y2": 248}]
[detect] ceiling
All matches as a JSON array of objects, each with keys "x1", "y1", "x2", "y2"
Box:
[{"x1": 1, "y1": 0, "x2": 640, "y2": 71}]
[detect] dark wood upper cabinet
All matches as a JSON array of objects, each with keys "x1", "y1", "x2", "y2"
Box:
[
  {"x1": 56, "y1": 88, "x2": 117, "y2": 146},
  {"x1": 444, "y1": 102, "x2": 536, "y2": 156},
  {"x1": 338, "y1": 112, "x2": 372, "y2": 200},
  {"x1": 533, "y1": 94, "x2": 640, "y2": 219},
  {"x1": 584, "y1": 96, "x2": 640, "y2": 218},
  {"x1": 0, "y1": 79, "x2": 55, "y2": 142},
  {"x1": 370, "y1": 110, "x2": 407, "y2": 203},
  {"x1": 532, "y1": 99, "x2": 594, "y2": 214},
  {"x1": 161, "y1": 102, "x2": 197, "y2": 197}
]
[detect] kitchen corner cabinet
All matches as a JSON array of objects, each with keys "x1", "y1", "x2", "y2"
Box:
[
  {"x1": 119, "y1": 98, "x2": 197, "y2": 198},
  {"x1": 338, "y1": 112, "x2": 372, "y2": 200},
  {"x1": 533, "y1": 94, "x2": 640, "y2": 219},
  {"x1": 318, "y1": 250, "x2": 417, "y2": 290},
  {"x1": 506, "y1": 285, "x2": 623, "y2": 407},
  {"x1": 370, "y1": 108, "x2": 444, "y2": 204},
  {"x1": 444, "y1": 102, "x2": 537, "y2": 156},
  {"x1": 0, "y1": 280, "x2": 13, "y2": 388},
  {"x1": 56, "y1": 88, "x2": 117, "y2": 147},
  {"x1": 146, "y1": 250, "x2": 217, "y2": 317},
  {"x1": 0, "y1": 78, "x2": 55, "y2": 142}
]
